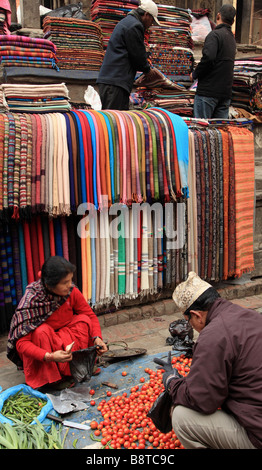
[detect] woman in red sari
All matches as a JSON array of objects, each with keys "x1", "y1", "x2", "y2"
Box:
[{"x1": 7, "y1": 256, "x2": 107, "y2": 389}]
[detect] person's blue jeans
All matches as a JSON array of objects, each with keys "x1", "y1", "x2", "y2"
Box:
[{"x1": 193, "y1": 94, "x2": 231, "y2": 119}]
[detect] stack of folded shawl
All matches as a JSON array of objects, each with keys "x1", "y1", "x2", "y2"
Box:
[
  {"x1": 1, "y1": 83, "x2": 71, "y2": 112},
  {"x1": 231, "y1": 57, "x2": 262, "y2": 119},
  {"x1": 42, "y1": 16, "x2": 104, "y2": 70},
  {"x1": 147, "y1": 4, "x2": 193, "y2": 79},
  {"x1": 131, "y1": 63, "x2": 195, "y2": 116},
  {"x1": 0, "y1": 85, "x2": 7, "y2": 111},
  {"x1": 0, "y1": 34, "x2": 59, "y2": 70},
  {"x1": 130, "y1": 5, "x2": 194, "y2": 115},
  {"x1": 91, "y1": 0, "x2": 139, "y2": 48}
]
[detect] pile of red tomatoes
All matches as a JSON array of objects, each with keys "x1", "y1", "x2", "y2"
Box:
[{"x1": 90, "y1": 354, "x2": 192, "y2": 449}]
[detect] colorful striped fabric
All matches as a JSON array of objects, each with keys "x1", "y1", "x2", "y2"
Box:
[
  {"x1": 1, "y1": 83, "x2": 71, "y2": 112},
  {"x1": 0, "y1": 34, "x2": 59, "y2": 70},
  {"x1": 0, "y1": 106, "x2": 256, "y2": 333},
  {"x1": 42, "y1": 16, "x2": 104, "y2": 70},
  {"x1": 232, "y1": 57, "x2": 262, "y2": 119},
  {"x1": 147, "y1": 5, "x2": 193, "y2": 78},
  {"x1": 91, "y1": 0, "x2": 139, "y2": 48},
  {"x1": 227, "y1": 126, "x2": 255, "y2": 276},
  {"x1": 0, "y1": 108, "x2": 189, "y2": 219}
]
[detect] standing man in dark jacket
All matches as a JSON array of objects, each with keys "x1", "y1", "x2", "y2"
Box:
[
  {"x1": 154, "y1": 272, "x2": 262, "y2": 449},
  {"x1": 191, "y1": 4, "x2": 236, "y2": 119},
  {"x1": 97, "y1": 0, "x2": 160, "y2": 110}
]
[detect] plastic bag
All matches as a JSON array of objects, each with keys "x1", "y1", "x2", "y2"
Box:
[
  {"x1": 60, "y1": 384, "x2": 92, "y2": 402},
  {"x1": 69, "y1": 346, "x2": 98, "y2": 383},
  {"x1": 166, "y1": 319, "x2": 194, "y2": 356},
  {"x1": 0, "y1": 384, "x2": 53, "y2": 425},
  {"x1": 46, "y1": 392, "x2": 87, "y2": 415},
  {"x1": 191, "y1": 15, "x2": 212, "y2": 42},
  {"x1": 169, "y1": 319, "x2": 193, "y2": 340},
  {"x1": 147, "y1": 390, "x2": 173, "y2": 433},
  {"x1": 84, "y1": 86, "x2": 102, "y2": 110}
]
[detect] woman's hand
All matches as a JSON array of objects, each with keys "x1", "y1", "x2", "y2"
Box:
[
  {"x1": 44, "y1": 349, "x2": 73, "y2": 363},
  {"x1": 93, "y1": 337, "x2": 108, "y2": 355}
]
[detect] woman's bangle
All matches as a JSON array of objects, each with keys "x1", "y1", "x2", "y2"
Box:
[{"x1": 44, "y1": 352, "x2": 54, "y2": 362}]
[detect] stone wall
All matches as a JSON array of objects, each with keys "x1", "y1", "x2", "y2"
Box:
[{"x1": 99, "y1": 277, "x2": 262, "y2": 327}]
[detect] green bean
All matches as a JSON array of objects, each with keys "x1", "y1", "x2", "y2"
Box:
[{"x1": 1, "y1": 391, "x2": 47, "y2": 424}]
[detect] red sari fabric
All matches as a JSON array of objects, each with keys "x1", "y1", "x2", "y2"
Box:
[{"x1": 16, "y1": 287, "x2": 102, "y2": 388}]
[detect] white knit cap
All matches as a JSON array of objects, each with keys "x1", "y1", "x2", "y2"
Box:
[
  {"x1": 139, "y1": 0, "x2": 161, "y2": 25},
  {"x1": 172, "y1": 272, "x2": 212, "y2": 312}
]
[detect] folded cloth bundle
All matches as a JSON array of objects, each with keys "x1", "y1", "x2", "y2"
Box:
[
  {"x1": 149, "y1": 45, "x2": 193, "y2": 77},
  {"x1": 91, "y1": 0, "x2": 139, "y2": 48},
  {"x1": 134, "y1": 68, "x2": 185, "y2": 90},
  {"x1": 150, "y1": 4, "x2": 192, "y2": 48},
  {"x1": 133, "y1": 68, "x2": 194, "y2": 116},
  {"x1": 0, "y1": 34, "x2": 59, "y2": 70},
  {"x1": 43, "y1": 16, "x2": 104, "y2": 70},
  {"x1": 0, "y1": 84, "x2": 7, "y2": 110},
  {"x1": 1, "y1": 82, "x2": 71, "y2": 112},
  {"x1": 231, "y1": 57, "x2": 262, "y2": 117},
  {"x1": 147, "y1": 4, "x2": 193, "y2": 78}
]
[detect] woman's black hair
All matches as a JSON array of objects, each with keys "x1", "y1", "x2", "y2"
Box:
[
  {"x1": 184, "y1": 287, "x2": 220, "y2": 319},
  {"x1": 41, "y1": 256, "x2": 76, "y2": 288}
]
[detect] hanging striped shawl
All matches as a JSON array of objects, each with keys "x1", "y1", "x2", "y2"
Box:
[{"x1": 228, "y1": 126, "x2": 255, "y2": 277}]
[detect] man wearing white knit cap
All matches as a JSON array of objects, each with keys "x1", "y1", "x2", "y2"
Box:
[
  {"x1": 154, "y1": 272, "x2": 262, "y2": 449},
  {"x1": 97, "y1": 0, "x2": 160, "y2": 110}
]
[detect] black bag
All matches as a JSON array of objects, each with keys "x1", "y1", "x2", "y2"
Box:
[
  {"x1": 147, "y1": 390, "x2": 173, "y2": 433},
  {"x1": 43, "y1": 2, "x2": 87, "y2": 20},
  {"x1": 166, "y1": 319, "x2": 194, "y2": 356},
  {"x1": 69, "y1": 346, "x2": 98, "y2": 383}
]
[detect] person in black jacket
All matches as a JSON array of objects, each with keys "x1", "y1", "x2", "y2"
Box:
[
  {"x1": 97, "y1": 0, "x2": 160, "y2": 110},
  {"x1": 190, "y1": 4, "x2": 236, "y2": 119}
]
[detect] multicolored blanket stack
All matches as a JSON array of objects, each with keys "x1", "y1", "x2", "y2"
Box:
[
  {"x1": 132, "y1": 68, "x2": 195, "y2": 115},
  {"x1": 0, "y1": 34, "x2": 59, "y2": 70},
  {"x1": 147, "y1": 5, "x2": 193, "y2": 79},
  {"x1": 0, "y1": 83, "x2": 71, "y2": 112},
  {"x1": 0, "y1": 85, "x2": 6, "y2": 111},
  {"x1": 42, "y1": 16, "x2": 104, "y2": 70},
  {"x1": 91, "y1": 0, "x2": 139, "y2": 48},
  {"x1": 130, "y1": 5, "x2": 194, "y2": 115},
  {"x1": 231, "y1": 57, "x2": 262, "y2": 119}
]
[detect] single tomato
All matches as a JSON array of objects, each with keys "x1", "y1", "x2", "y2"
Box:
[{"x1": 90, "y1": 420, "x2": 98, "y2": 429}]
